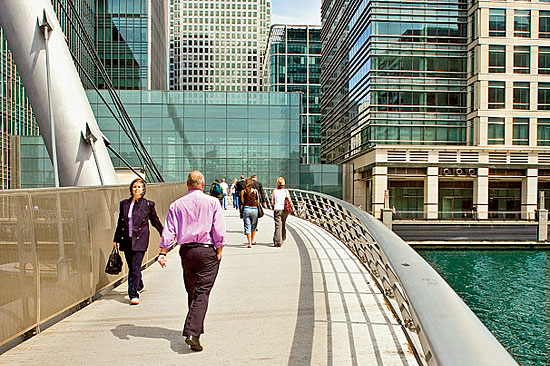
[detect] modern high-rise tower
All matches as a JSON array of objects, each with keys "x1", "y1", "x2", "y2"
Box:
[
  {"x1": 322, "y1": 0, "x2": 550, "y2": 220},
  {"x1": 169, "y1": 0, "x2": 271, "y2": 91},
  {"x1": 262, "y1": 25, "x2": 322, "y2": 164}
]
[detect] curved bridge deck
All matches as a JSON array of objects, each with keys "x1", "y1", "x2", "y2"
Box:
[{"x1": 0, "y1": 209, "x2": 416, "y2": 365}]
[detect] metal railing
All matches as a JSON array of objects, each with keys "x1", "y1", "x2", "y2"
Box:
[
  {"x1": 0, "y1": 183, "x2": 186, "y2": 351},
  {"x1": 266, "y1": 188, "x2": 518, "y2": 366}
]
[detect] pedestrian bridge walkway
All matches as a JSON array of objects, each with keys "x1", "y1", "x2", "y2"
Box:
[{"x1": 0, "y1": 208, "x2": 416, "y2": 365}]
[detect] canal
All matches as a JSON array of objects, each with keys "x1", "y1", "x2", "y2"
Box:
[{"x1": 418, "y1": 250, "x2": 549, "y2": 366}]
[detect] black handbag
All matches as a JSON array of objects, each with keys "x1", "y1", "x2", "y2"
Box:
[
  {"x1": 105, "y1": 247, "x2": 123, "y2": 275},
  {"x1": 257, "y1": 204, "x2": 264, "y2": 218}
]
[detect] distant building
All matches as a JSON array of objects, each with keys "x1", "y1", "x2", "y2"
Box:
[
  {"x1": 169, "y1": 0, "x2": 271, "y2": 92},
  {"x1": 322, "y1": 0, "x2": 550, "y2": 219},
  {"x1": 262, "y1": 25, "x2": 321, "y2": 164}
]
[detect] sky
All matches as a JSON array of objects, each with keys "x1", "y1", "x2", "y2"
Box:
[{"x1": 271, "y1": 0, "x2": 321, "y2": 26}]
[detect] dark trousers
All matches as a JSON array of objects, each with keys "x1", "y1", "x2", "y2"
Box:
[
  {"x1": 123, "y1": 250, "x2": 145, "y2": 299},
  {"x1": 179, "y1": 245, "x2": 220, "y2": 337}
]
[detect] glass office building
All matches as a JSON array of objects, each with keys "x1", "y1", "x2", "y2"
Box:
[
  {"x1": 0, "y1": 30, "x2": 39, "y2": 190},
  {"x1": 96, "y1": 0, "x2": 168, "y2": 90},
  {"x1": 90, "y1": 90, "x2": 301, "y2": 185},
  {"x1": 262, "y1": 25, "x2": 322, "y2": 164},
  {"x1": 19, "y1": 90, "x2": 342, "y2": 197},
  {"x1": 322, "y1": 0, "x2": 550, "y2": 219}
]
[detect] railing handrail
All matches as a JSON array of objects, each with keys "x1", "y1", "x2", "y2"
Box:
[{"x1": 267, "y1": 188, "x2": 518, "y2": 366}]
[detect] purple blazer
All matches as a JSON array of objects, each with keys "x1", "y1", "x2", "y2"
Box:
[{"x1": 113, "y1": 198, "x2": 163, "y2": 252}]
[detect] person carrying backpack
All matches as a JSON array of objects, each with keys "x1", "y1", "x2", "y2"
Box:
[{"x1": 210, "y1": 179, "x2": 224, "y2": 206}]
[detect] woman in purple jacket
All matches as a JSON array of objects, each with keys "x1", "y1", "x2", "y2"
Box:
[{"x1": 113, "y1": 178, "x2": 163, "y2": 305}]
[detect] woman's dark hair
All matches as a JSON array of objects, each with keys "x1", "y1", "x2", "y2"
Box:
[{"x1": 129, "y1": 178, "x2": 147, "y2": 198}]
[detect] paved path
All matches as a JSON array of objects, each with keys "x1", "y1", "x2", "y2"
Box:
[{"x1": 0, "y1": 209, "x2": 417, "y2": 365}]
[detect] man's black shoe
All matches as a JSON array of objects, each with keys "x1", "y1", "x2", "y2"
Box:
[{"x1": 185, "y1": 335, "x2": 203, "y2": 352}]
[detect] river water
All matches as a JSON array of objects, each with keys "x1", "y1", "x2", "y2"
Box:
[{"x1": 417, "y1": 250, "x2": 549, "y2": 366}]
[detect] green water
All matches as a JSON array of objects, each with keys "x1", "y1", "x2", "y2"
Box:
[{"x1": 417, "y1": 250, "x2": 549, "y2": 366}]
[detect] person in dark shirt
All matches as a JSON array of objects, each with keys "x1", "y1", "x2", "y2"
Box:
[
  {"x1": 234, "y1": 175, "x2": 246, "y2": 209},
  {"x1": 251, "y1": 175, "x2": 267, "y2": 208}
]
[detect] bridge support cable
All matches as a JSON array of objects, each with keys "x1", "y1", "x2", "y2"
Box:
[
  {"x1": 105, "y1": 143, "x2": 144, "y2": 181},
  {"x1": 51, "y1": 0, "x2": 164, "y2": 183}
]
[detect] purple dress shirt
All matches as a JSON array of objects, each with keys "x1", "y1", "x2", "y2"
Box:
[{"x1": 160, "y1": 189, "x2": 227, "y2": 249}]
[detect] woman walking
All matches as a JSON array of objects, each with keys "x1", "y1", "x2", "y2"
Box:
[
  {"x1": 113, "y1": 178, "x2": 163, "y2": 305},
  {"x1": 271, "y1": 177, "x2": 290, "y2": 247},
  {"x1": 240, "y1": 177, "x2": 259, "y2": 248}
]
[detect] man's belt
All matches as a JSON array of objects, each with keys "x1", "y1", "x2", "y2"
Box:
[{"x1": 181, "y1": 243, "x2": 214, "y2": 248}]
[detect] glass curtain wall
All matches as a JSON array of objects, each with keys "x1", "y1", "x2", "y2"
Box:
[
  {"x1": 87, "y1": 90, "x2": 301, "y2": 186},
  {"x1": 0, "y1": 30, "x2": 39, "y2": 189},
  {"x1": 96, "y1": 0, "x2": 148, "y2": 89},
  {"x1": 388, "y1": 180, "x2": 424, "y2": 219},
  {"x1": 265, "y1": 25, "x2": 322, "y2": 164},
  {"x1": 321, "y1": 0, "x2": 468, "y2": 164},
  {"x1": 439, "y1": 181, "x2": 473, "y2": 219}
]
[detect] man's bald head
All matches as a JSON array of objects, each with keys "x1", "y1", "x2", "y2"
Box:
[{"x1": 187, "y1": 170, "x2": 205, "y2": 189}]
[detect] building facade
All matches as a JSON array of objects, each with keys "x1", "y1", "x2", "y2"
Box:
[
  {"x1": 169, "y1": 0, "x2": 271, "y2": 92},
  {"x1": 20, "y1": 90, "x2": 343, "y2": 196},
  {"x1": 262, "y1": 25, "x2": 322, "y2": 164},
  {"x1": 0, "y1": 29, "x2": 39, "y2": 190},
  {"x1": 95, "y1": 0, "x2": 168, "y2": 90},
  {"x1": 322, "y1": 0, "x2": 550, "y2": 219}
]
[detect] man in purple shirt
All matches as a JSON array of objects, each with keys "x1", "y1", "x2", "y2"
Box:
[{"x1": 158, "y1": 170, "x2": 226, "y2": 352}]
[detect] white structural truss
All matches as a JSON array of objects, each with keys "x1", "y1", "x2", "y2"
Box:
[{"x1": 0, "y1": 0, "x2": 118, "y2": 187}]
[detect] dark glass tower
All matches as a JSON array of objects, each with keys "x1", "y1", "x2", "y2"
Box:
[
  {"x1": 263, "y1": 25, "x2": 322, "y2": 163},
  {"x1": 321, "y1": 0, "x2": 468, "y2": 164}
]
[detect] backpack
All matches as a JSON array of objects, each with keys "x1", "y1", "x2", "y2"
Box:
[{"x1": 211, "y1": 183, "x2": 223, "y2": 198}]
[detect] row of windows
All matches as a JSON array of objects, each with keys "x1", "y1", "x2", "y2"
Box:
[
  {"x1": 487, "y1": 117, "x2": 550, "y2": 146},
  {"x1": 177, "y1": 10, "x2": 259, "y2": 17},
  {"x1": 487, "y1": 82, "x2": 550, "y2": 110},
  {"x1": 176, "y1": 18, "x2": 259, "y2": 26},
  {"x1": 173, "y1": 2, "x2": 262, "y2": 10},
  {"x1": 173, "y1": 25, "x2": 262, "y2": 33},
  {"x1": 487, "y1": 9, "x2": 550, "y2": 38},
  {"x1": 488, "y1": 45, "x2": 550, "y2": 74}
]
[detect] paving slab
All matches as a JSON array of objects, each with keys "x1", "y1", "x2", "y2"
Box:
[{"x1": 0, "y1": 208, "x2": 417, "y2": 366}]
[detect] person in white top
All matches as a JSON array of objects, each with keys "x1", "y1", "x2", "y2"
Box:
[
  {"x1": 230, "y1": 178, "x2": 238, "y2": 208},
  {"x1": 219, "y1": 178, "x2": 229, "y2": 210},
  {"x1": 271, "y1": 177, "x2": 291, "y2": 247}
]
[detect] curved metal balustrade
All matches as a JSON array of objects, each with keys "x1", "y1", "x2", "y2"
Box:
[{"x1": 265, "y1": 188, "x2": 518, "y2": 366}]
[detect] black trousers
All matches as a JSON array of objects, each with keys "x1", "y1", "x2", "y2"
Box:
[
  {"x1": 179, "y1": 245, "x2": 220, "y2": 337},
  {"x1": 123, "y1": 250, "x2": 145, "y2": 299}
]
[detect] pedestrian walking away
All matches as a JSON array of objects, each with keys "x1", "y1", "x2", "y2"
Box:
[
  {"x1": 158, "y1": 170, "x2": 226, "y2": 352},
  {"x1": 241, "y1": 177, "x2": 259, "y2": 248},
  {"x1": 251, "y1": 174, "x2": 267, "y2": 208},
  {"x1": 113, "y1": 178, "x2": 163, "y2": 305},
  {"x1": 230, "y1": 178, "x2": 238, "y2": 209},
  {"x1": 219, "y1": 178, "x2": 229, "y2": 210},
  {"x1": 271, "y1": 177, "x2": 291, "y2": 247},
  {"x1": 234, "y1": 175, "x2": 246, "y2": 210},
  {"x1": 209, "y1": 179, "x2": 224, "y2": 206}
]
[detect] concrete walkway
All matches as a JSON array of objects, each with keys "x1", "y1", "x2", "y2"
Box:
[{"x1": 0, "y1": 208, "x2": 417, "y2": 365}]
